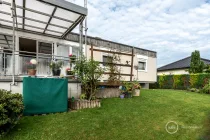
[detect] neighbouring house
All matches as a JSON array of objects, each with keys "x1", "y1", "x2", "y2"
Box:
[
  {"x1": 0, "y1": 0, "x2": 157, "y2": 98},
  {"x1": 157, "y1": 56, "x2": 210, "y2": 75}
]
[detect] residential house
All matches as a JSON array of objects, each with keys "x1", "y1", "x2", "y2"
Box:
[
  {"x1": 157, "y1": 56, "x2": 210, "y2": 75},
  {"x1": 0, "y1": 0, "x2": 157, "y2": 98}
]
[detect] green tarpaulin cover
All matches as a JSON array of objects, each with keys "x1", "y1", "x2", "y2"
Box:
[{"x1": 23, "y1": 77, "x2": 68, "y2": 115}]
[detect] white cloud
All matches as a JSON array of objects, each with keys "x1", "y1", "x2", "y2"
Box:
[
  {"x1": 198, "y1": 30, "x2": 210, "y2": 35},
  {"x1": 68, "y1": 0, "x2": 210, "y2": 67}
]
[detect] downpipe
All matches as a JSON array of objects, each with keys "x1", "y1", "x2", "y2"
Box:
[{"x1": 10, "y1": 0, "x2": 17, "y2": 90}]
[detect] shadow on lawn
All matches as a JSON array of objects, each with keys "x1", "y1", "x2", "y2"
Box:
[{"x1": 199, "y1": 113, "x2": 210, "y2": 140}]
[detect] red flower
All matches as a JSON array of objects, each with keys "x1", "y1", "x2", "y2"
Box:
[
  {"x1": 66, "y1": 68, "x2": 71, "y2": 71},
  {"x1": 69, "y1": 54, "x2": 73, "y2": 57}
]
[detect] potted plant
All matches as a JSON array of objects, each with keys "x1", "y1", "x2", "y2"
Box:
[
  {"x1": 66, "y1": 68, "x2": 74, "y2": 79},
  {"x1": 120, "y1": 94, "x2": 124, "y2": 99},
  {"x1": 132, "y1": 81, "x2": 141, "y2": 96},
  {"x1": 27, "y1": 59, "x2": 37, "y2": 76},
  {"x1": 119, "y1": 86, "x2": 125, "y2": 99},
  {"x1": 49, "y1": 60, "x2": 63, "y2": 76},
  {"x1": 122, "y1": 81, "x2": 133, "y2": 98},
  {"x1": 69, "y1": 54, "x2": 76, "y2": 64}
]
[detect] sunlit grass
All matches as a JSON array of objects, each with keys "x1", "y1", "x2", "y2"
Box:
[{"x1": 2, "y1": 89, "x2": 210, "y2": 140}]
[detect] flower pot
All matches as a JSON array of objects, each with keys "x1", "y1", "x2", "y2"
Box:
[
  {"x1": 120, "y1": 94, "x2": 124, "y2": 99},
  {"x1": 133, "y1": 89, "x2": 140, "y2": 96},
  {"x1": 70, "y1": 58, "x2": 76, "y2": 63},
  {"x1": 28, "y1": 69, "x2": 36, "y2": 76},
  {"x1": 66, "y1": 71, "x2": 74, "y2": 79},
  {"x1": 124, "y1": 92, "x2": 132, "y2": 98},
  {"x1": 52, "y1": 69, "x2": 61, "y2": 76},
  {"x1": 66, "y1": 70, "x2": 74, "y2": 75}
]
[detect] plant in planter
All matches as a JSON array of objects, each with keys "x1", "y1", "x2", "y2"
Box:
[
  {"x1": 27, "y1": 59, "x2": 37, "y2": 76},
  {"x1": 119, "y1": 86, "x2": 125, "y2": 99},
  {"x1": 132, "y1": 81, "x2": 141, "y2": 96},
  {"x1": 79, "y1": 93, "x2": 87, "y2": 100},
  {"x1": 66, "y1": 68, "x2": 74, "y2": 79},
  {"x1": 69, "y1": 54, "x2": 76, "y2": 64},
  {"x1": 122, "y1": 81, "x2": 133, "y2": 98},
  {"x1": 68, "y1": 54, "x2": 77, "y2": 77},
  {"x1": 49, "y1": 60, "x2": 63, "y2": 76}
]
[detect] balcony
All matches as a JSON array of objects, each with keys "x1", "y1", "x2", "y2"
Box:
[{"x1": 0, "y1": 50, "x2": 74, "y2": 80}]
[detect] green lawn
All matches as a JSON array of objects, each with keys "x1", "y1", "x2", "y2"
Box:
[{"x1": 2, "y1": 89, "x2": 210, "y2": 140}]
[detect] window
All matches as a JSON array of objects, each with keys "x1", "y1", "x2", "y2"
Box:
[
  {"x1": 72, "y1": 47, "x2": 79, "y2": 58},
  {"x1": 138, "y1": 59, "x2": 147, "y2": 71},
  {"x1": 102, "y1": 55, "x2": 113, "y2": 66},
  {"x1": 137, "y1": 55, "x2": 148, "y2": 72},
  {"x1": 138, "y1": 61, "x2": 146, "y2": 70},
  {"x1": 57, "y1": 44, "x2": 70, "y2": 60}
]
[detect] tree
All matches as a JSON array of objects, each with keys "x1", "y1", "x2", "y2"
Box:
[
  {"x1": 189, "y1": 50, "x2": 205, "y2": 73},
  {"x1": 74, "y1": 55, "x2": 105, "y2": 100}
]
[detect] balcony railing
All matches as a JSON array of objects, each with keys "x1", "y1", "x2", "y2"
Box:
[{"x1": 0, "y1": 49, "x2": 77, "y2": 77}]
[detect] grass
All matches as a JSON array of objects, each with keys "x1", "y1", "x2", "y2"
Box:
[{"x1": 2, "y1": 89, "x2": 210, "y2": 140}]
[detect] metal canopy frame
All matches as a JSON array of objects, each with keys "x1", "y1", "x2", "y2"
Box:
[
  {"x1": 0, "y1": 0, "x2": 87, "y2": 39},
  {"x1": 0, "y1": 0, "x2": 88, "y2": 85},
  {"x1": 0, "y1": 34, "x2": 13, "y2": 48}
]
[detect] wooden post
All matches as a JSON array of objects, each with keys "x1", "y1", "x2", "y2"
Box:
[
  {"x1": 90, "y1": 44, "x2": 94, "y2": 100},
  {"x1": 91, "y1": 44, "x2": 93, "y2": 60},
  {"x1": 130, "y1": 48, "x2": 134, "y2": 81}
]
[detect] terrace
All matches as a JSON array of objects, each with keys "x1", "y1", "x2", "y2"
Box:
[{"x1": 0, "y1": 0, "x2": 87, "y2": 80}]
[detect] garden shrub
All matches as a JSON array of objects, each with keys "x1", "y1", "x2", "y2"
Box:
[
  {"x1": 149, "y1": 82, "x2": 159, "y2": 89},
  {"x1": 158, "y1": 75, "x2": 165, "y2": 89},
  {"x1": 197, "y1": 73, "x2": 210, "y2": 88},
  {"x1": 173, "y1": 74, "x2": 190, "y2": 89},
  {"x1": 0, "y1": 89, "x2": 24, "y2": 137},
  {"x1": 190, "y1": 74, "x2": 199, "y2": 88},
  {"x1": 202, "y1": 80, "x2": 210, "y2": 94},
  {"x1": 173, "y1": 75, "x2": 182, "y2": 89},
  {"x1": 158, "y1": 75, "x2": 173, "y2": 89}
]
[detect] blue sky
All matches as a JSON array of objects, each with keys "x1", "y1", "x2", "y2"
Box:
[{"x1": 68, "y1": 0, "x2": 210, "y2": 67}]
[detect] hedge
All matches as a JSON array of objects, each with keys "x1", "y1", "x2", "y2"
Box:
[{"x1": 149, "y1": 73, "x2": 210, "y2": 89}]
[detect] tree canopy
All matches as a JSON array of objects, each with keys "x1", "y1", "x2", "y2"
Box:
[{"x1": 189, "y1": 50, "x2": 205, "y2": 74}]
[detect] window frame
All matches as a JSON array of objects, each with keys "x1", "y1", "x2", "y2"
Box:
[
  {"x1": 102, "y1": 55, "x2": 113, "y2": 66},
  {"x1": 138, "y1": 58, "x2": 147, "y2": 72}
]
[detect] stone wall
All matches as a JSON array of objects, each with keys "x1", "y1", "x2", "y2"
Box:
[{"x1": 95, "y1": 88, "x2": 121, "y2": 98}]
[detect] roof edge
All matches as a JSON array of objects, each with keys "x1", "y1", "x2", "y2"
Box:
[
  {"x1": 158, "y1": 56, "x2": 210, "y2": 71},
  {"x1": 39, "y1": 0, "x2": 88, "y2": 15},
  {"x1": 157, "y1": 67, "x2": 189, "y2": 71},
  {"x1": 158, "y1": 56, "x2": 191, "y2": 70},
  {"x1": 69, "y1": 32, "x2": 157, "y2": 53}
]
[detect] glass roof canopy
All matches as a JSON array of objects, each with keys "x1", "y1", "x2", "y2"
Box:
[{"x1": 0, "y1": 0, "x2": 87, "y2": 38}]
